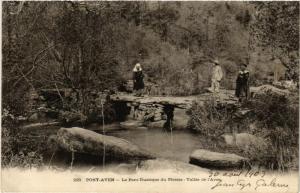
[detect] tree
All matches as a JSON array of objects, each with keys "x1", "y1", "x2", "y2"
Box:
[{"x1": 252, "y1": 2, "x2": 299, "y2": 80}]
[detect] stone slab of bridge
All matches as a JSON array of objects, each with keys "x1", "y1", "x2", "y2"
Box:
[{"x1": 110, "y1": 89, "x2": 238, "y2": 109}]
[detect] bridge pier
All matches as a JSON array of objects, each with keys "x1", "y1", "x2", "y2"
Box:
[{"x1": 111, "y1": 99, "x2": 189, "y2": 130}]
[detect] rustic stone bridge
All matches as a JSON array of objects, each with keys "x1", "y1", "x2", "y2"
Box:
[
  {"x1": 110, "y1": 89, "x2": 238, "y2": 109},
  {"x1": 25, "y1": 85, "x2": 287, "y2": 130},
  {"x1": 110, "y1": 90, "x2": 238, "y2": 130}
]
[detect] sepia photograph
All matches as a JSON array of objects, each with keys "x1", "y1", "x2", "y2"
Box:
[{"x1": 1, "y1": 1, "x2": 299, "y2": 192}]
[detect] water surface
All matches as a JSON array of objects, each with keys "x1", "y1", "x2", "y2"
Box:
[{"x1": 107, "y1": 128, "x2": 204, "y2": 163}]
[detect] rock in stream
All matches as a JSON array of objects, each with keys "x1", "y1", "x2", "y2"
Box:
[
  {"x1": 54, "y1": 127, "x2": 155, "y2": 161},
  {"x1": 221, "y1": 133, "x2": 269, "y2": 153},
  {"x1": 189, "y1": 149, "x2": 249, "y2": 169}
]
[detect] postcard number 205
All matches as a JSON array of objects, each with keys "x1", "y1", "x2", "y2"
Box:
[{"x1": 73, "y1": 178, "x2": 82, "y2": 182}]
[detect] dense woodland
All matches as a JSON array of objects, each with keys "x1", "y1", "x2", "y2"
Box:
[
  {"x1": 3, "y1": 1, "x2": 299, "y2": 114},
  {"x1": 2, "y1": 1, "x2": 299, "y2": 171}
]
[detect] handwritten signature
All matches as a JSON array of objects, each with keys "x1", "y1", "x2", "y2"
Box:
[
  {"x1": 210, "y1": 178, "x2": 288, "y2": 191},
  {"x1": 255, "y1": 178, "x2": 288, "y2": 191}
]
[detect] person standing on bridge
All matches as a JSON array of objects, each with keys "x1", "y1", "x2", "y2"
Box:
[
  {"x1": 133, "y1": 62, "x2": 144, "y2": 97},
  {"x1": 210, "y1": 59, "x2": 223, "y2": 100},
  {"x1": 235, "y1": 63, "x2": 250, "y2": 102}
]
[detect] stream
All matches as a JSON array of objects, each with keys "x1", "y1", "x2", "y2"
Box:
[
  {"x1": 101, "y1": 125, "x2": 204, "y2": 163},
  {"x1": 43, "y1": 123, "x2": 205, "y2": 170}
]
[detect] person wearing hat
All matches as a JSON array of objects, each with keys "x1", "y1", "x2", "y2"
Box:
[
  {"x1": 235, "y1": 63, "x2": 250, "y2": 102},
  {"x1": 210, "y1": 59, "x2": 223, "y2": 97},
  {"x1": 133, "y1": 62, "x2": 144, "y2": 96}
]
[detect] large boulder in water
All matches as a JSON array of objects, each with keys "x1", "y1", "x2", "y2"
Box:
[
  {"x1": 189, "y1": 149, "x2": 248, "y2": 169},
  {"x1": 55, "y1": 127, "x2": 155, "y2": 161},
  {"x1": 221, "y1": 133, "x2": 269, "y2": 153}
]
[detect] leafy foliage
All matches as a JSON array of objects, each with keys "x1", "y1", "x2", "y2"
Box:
[
  {"x1": 187, "y1": 100, "x2": 237, "y2": 137},
  {"x1": 2, "y1": 110, "x2": 45, "y2": 168},
  {"x1": 2, "y1": 1, "x2": 299, "y2": 169},
  {"x1": 251, "y1": 2, "x2": 299, "y2": 81},
  {"x1": 3, "y1": 1, "x2": 299, "y2": 104},
  {"x1": 188, "y1": 93, "x2": 299, "y2": 170},
  {"x1": 252, "y1": 2, "x2": 299, "y2": 53}
]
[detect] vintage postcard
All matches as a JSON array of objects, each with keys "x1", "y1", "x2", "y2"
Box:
[{"x1": 1, "y1": 1, "x2": 299, "y2": 192}]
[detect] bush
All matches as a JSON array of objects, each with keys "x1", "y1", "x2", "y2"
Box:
[
  {"x1": 245, "y1": 93, "x2": 299, "y2": 170},
  {"x1": 247, "y1": 93, "x2": 298, "y2": 130},
  {"x1": 187, "y1": 99, "x2": 237, "y2": 138},
  {"x1": 187, "y1": 93, "x2": 299, "y2": 171},
  {"x1": 2, "y1": 111, "x2": 45, "y2": 168}
]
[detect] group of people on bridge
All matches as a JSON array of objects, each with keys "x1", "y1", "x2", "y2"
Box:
[{"x1": 132, "y1": 59, "x2": 250, "y2": 102}]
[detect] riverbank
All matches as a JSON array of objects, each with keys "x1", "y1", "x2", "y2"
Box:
[{"x1": 2, "y1": 85, "x2": 298, "y2": 173}]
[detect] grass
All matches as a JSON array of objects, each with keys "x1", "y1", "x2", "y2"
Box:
[
  {"x1": 2, "y1": 126, "x2": 45, "y2": 168},
  {"x1": 1, "y1": 112, "x2": 58, "y2": 168},
  {"x1": 188, "y1": 93, "x2": 299, "y2": 171},
  {"x1": 187, "y1": 99, "x2": 237, "y2": 138}
]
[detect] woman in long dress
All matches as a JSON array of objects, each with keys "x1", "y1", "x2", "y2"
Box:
[
  {"x1": 133, "y1": 63, "x2": 144, "y2": 96},
  {"x1": 235, "y1": 63, "x2": 250, "y2": 102}
]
